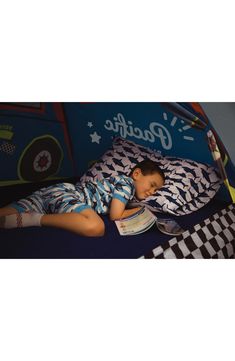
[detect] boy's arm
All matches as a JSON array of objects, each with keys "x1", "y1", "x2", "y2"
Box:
[{"x1": 109, "y1": 198, "x2": 141, "y2": 220}]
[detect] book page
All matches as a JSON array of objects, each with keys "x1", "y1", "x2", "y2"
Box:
[{"x1": 115, "y1": 207, "x2": 156, "y2": 236}]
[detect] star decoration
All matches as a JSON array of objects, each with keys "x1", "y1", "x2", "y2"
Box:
[
  {"x1": 90, "y1": 131, "x2": 101, "y2": 144},
  {"x1": 87, "y1": 122, "x2": 93, "y2": 128}
]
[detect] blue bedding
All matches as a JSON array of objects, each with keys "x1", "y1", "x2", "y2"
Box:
[{"x1": 0, "y1": 198, "x2": 229, "y2": 259}]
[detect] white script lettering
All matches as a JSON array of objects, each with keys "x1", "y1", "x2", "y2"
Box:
[{"x1": 104, "y1": 113, "x2": 172, "y2": 150}]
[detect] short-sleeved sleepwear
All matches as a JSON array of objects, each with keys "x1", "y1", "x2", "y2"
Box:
[{"x1": 10, "y1": 175, "x2": 135, "y2": 215}]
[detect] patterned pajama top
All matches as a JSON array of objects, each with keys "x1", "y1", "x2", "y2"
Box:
[{"x1": 11, "y1": 175, "x2": 135, "y2": 215}]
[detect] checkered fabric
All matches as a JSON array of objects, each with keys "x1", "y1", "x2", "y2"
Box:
[
  {"x1": 0, "y1": 141, "x2": 16, "y2": 155},
  {"x1": 142, "y1": 204, "x2": 235, "y2": 259}
]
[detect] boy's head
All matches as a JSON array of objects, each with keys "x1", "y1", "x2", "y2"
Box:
[{"x1": 129, "y1": 159, "x2": 165, "y2": 200}]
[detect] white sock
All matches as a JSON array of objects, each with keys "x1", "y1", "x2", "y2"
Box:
[{"x1": 0, "y1": 212, "x2": 43, "y2": 229}]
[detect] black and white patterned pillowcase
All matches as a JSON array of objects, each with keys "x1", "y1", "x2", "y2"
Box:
[
  {"x1": 80, "y1": 137, "x2": 164, "y2": 181},
  {"x1": 80, "y1": 137, "x2": 222, "y2": 215}
]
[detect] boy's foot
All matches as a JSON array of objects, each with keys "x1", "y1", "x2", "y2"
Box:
[{"x1": 0, "y1": 213, "x2": 43, "y2": 229}]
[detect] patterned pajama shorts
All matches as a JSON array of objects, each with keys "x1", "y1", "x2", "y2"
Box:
[{"x1": 10, "y1": 183, "x2": 92, "y2": 214}]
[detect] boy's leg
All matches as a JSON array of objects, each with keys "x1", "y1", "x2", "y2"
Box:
[
  {"x1": 0, "y1": 185, "x2": 105, "y2": 236},
  {"x1": 0, "y1": 206, "x2": 18, "y2": 228},
  {"x1": 0, "y1": 208, "x2": 105, "y2": 237},
  {"x1": 0, "y1": 188, "x2": 45, "y2": 228},
  {"x1": 0, "y1": 206, "x2": 18, "y2": 217},
  {"x1": 0, "y1": 208, "x2": 42, "y2": 229},
  {"x1": 41, "y1": 209, "x2": 105, "y2": 237}
]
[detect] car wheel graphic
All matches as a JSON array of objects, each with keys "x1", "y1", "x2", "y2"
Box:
[{"x1": 18, "y1": 136, "x2": 63, "y2": 182}]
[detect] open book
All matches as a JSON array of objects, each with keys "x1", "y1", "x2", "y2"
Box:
[{"x1": 115, "y1": 207, "x2": 184, "y2": 236}]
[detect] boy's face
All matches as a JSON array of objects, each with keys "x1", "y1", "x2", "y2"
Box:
[{"x1": 132, "y1": 168, "x2": 164, "y2": 200}]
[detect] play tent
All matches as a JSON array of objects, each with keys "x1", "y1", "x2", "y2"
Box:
[
  {"x1": 0, "y1": 103, "x2": 74, "y2": 186},
  {"x1": 0, "y1": 102, "x2": 234, "y2": 258}
]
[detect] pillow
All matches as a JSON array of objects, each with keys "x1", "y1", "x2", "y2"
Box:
[{"x1": 80, "y1": 137, "x2": 222, "y2": 215}]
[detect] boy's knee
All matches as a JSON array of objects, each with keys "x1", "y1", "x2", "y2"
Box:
[{"x1": 87, "y1": 219, "x2": 105, "y2": 237}]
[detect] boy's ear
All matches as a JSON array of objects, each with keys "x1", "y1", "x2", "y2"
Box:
[{"x1": 132, "y1": 168, "x2": 142, "y2": 180}]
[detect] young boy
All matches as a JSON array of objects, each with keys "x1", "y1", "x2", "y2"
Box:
[{"x1": 0, "y1": 160, "x2": 165, "y2": 237}]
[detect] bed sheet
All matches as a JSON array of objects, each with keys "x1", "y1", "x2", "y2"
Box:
[{"x1": 0, "y1": 198, "x2": 230, "y2": 259}]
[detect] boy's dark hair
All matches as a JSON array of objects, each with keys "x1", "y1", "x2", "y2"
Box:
[{"x1": 129, "y1": 159, "x2": 165, "y2": 181}]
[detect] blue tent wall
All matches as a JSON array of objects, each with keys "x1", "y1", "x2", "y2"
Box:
[
  {"x1": 0, "y1": 103, "x2": 74, "y2": 186},
  {"x1": 63, "y1": 102, "x2": 235, "y2": 202},
  {"x1": 1, "y1": 102, "x2": 234, "y2": 203},
  {"x1": 63, "y1": 102, "x2": 218, "y2": 177}
]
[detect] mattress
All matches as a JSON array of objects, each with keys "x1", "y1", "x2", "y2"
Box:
[{"x1": 0, "y1": 198, "x2": 231, "y2": 259}]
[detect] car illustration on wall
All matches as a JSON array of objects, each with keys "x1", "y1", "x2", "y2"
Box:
[{"x1": 0, "y1": 103, "x2": 74, "y2": 186}]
